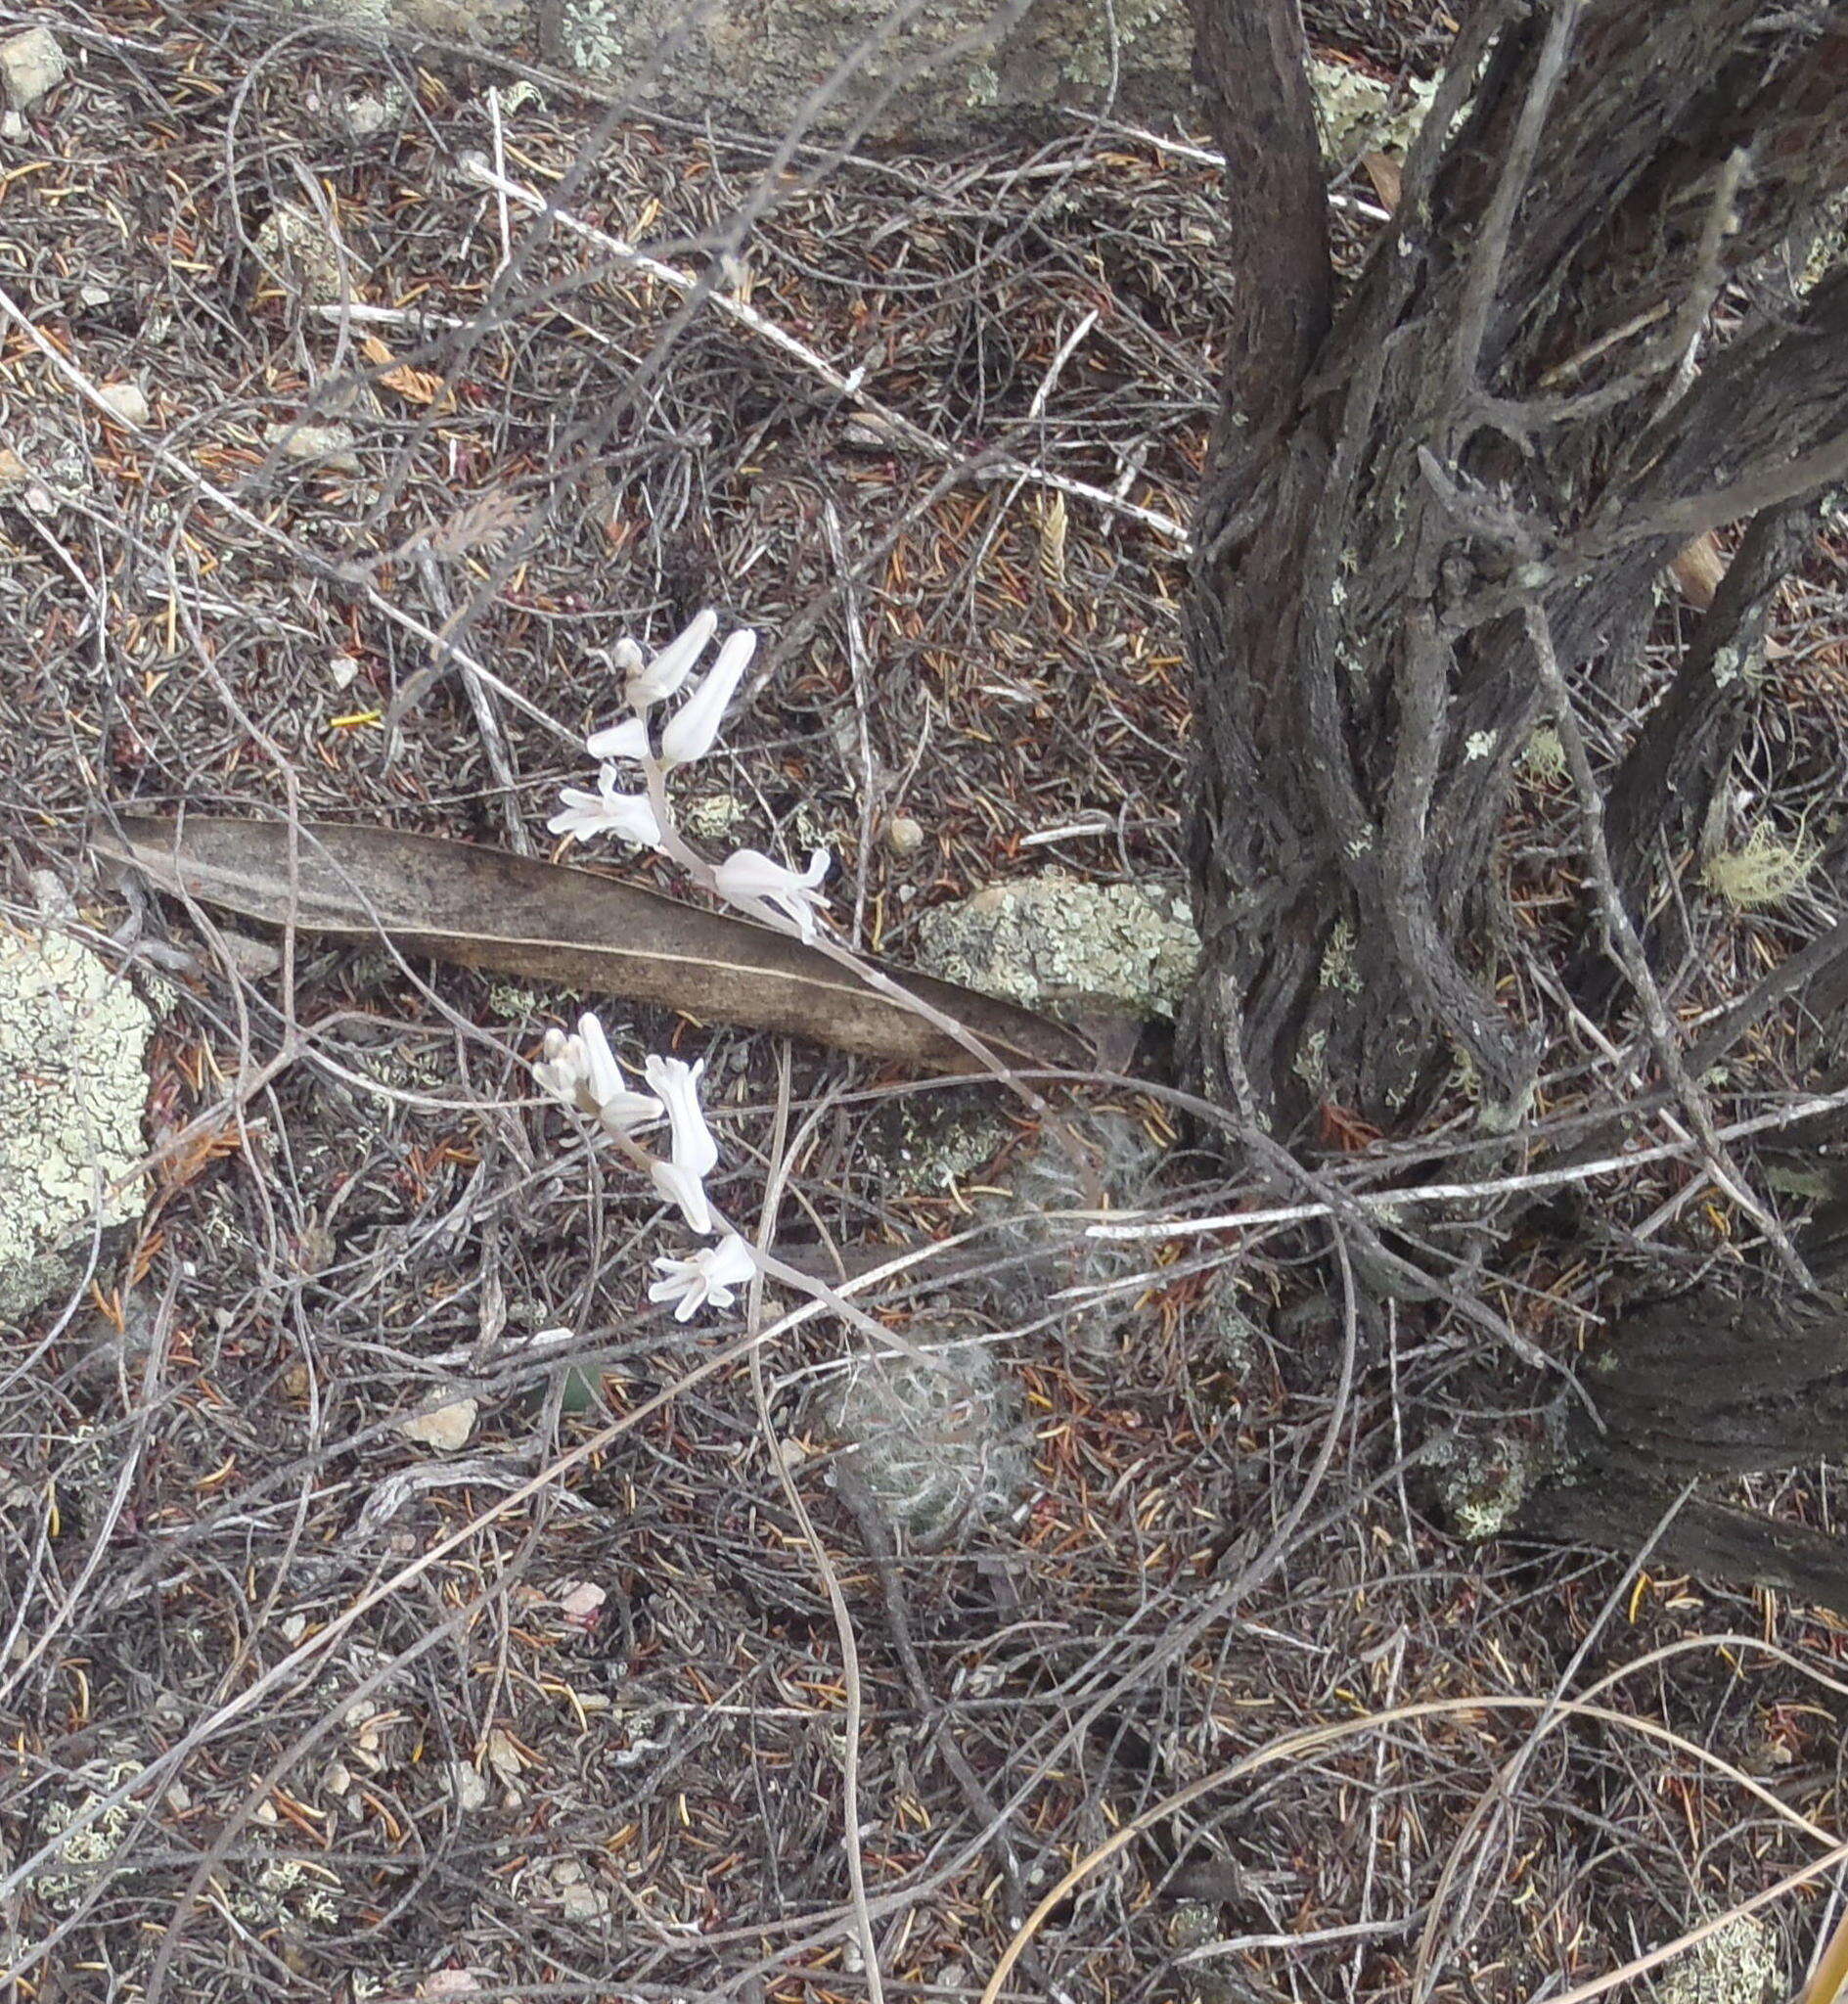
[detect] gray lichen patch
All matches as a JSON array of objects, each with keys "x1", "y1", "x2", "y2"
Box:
[
  {"x1": 1653, "y1": 1918, "x2": 1780, "y2": 2004},
  {"x1": 913, "y1": 872, "x2": 1198, "y2": 1022},
  {"x1": 1420, "y1": 1426, "x2": 1538, "y2": 1542},
  {"x1": 858, "y1": 1087, "x2": 1014, "y2": 1197},
  {"x1": 0, "y1": 929, "x2": 153, "y2": 1317}
]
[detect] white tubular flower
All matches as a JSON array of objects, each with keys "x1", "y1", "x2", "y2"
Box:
[
  {"x1": 532, "y1": 1026, "x2": 594, "y2": 1112},
  {"x1": 584, "y1": 713, "x2": 651, "y2": 762},
  {"x1": 575, "y1": 1013, "x2": 664, "y2": 1137},
  {"x1": 650, "y1": 1159, "x2": 713, "y2": 1236},
  {"x1": 533, "y1": 1019, "x2": 663, "y2": 1134},
  {"x1": 644, "y1": 1053, "x2": 720, "y2": 1233},
  {"x1": 644, "y1": 1055, "x2": 719, "y2": 1178},
  {"x1": 626, "y1": 609, "x2": 718, "y2": 709},
  {"x1": 576, "y1": 1011, "x2": 623, "y2": 1108},
  {"x1": 712, "y1": 846, "x2": 832, "y2": 940},
  {"x1": 598, "y1": 1084, "x2": 666, "y2": 1140},
  {"x1": 648, "y1": 1234, "x2": 756, "y2": 1321},
  {"x1": 547, "y1": 766, "x2": 664, "y2": 848},
  {"x1": 658, "y1": 627, "x2": 757, "y2": 769}
]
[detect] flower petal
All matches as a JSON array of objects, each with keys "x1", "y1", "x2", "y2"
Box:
[
  {"x1": 658, "y1": 627, "x2": 757, "y2": 769},
  {"x1": 643, "y1": 1054, "x2": 719, "y2": 1178},
  {"x1": 576, "y1": 1011, "x2": 623, "y2": 1109},
  {"x1": 584, "y1": 714, "x2": 651, "y2": 762},
  {"x1": 712, "y1": 845, "x2": 832, "y2": 939},
  {"x1": 532, "y1": 1028, "x2": 587, "y2": 1109},
  {"x1": 650, "y1": 1158, "x2": 713, "y2": 1236},
  {"x1": 547, "y1": 771, "x2": 663, "y2": 847},
  {"x1": 627, "y1": 609, "x2": 718, "y2": 708},
  {"x1": 596, "y1": 1087, "x2": 664, "y2": 1139},
  {"x1": 647, "y1": 1235, "x2": 755, "y2": 1320}
]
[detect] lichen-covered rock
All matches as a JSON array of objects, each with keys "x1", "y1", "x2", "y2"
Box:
[
  {"x1": 0, "y1": 930, "x2": 153, "y2": 1321},
  {"x1": 281, "y1": 0, "x2": 1446, "y2": 150},
  {"x1": 913, "y1": 871, "x2": 1197, "y2": 1022}
]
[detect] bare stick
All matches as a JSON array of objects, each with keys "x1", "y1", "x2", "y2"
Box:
[{"x1": 1520, "y1": 599, "x2": 1813, "y2": 1285}]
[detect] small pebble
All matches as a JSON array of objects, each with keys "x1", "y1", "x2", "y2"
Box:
[
  {"x1": 0, "y1": 26, "x2": 67, "y2": 113},
  {"x1": 96, "y1": 381, "x2": 150, "y2": 427},
  {"x1": 885, "y1": 814, "x2": 925, "y2": 857}
]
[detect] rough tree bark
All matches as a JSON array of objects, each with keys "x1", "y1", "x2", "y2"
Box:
[
  {"x1": 1179, "y1": 0, "x2": 1848, "y2": 1140},
  {"x1": 1179, "y1": 0, "x2": 1848, "y2": 1602},
  {"x1": 1518, "y1": 1265, "x2": 1848, "y2": 1615}
]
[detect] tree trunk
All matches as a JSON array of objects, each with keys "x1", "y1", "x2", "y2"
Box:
[
  {"x1": 1179, "y1": 0, "x2": 1848, "y2": 1139},
  {"x1": 1518, "y1": 1271, "x2": 1848, "y2": 1615}
]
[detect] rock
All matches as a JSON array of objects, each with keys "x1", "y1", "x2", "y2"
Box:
[
  {"x1": 338, "y1": 82, "x2": 408, "y2": 138},
  {"x1": 3, "y1": 425, "x2": 90, "y2": 516},
  {"x1": 266, "y1": 420, "x2": 363, "y2": 474},
  {"x1": 96, "y1": 381, "x2": 151, "y2": 427},
  {"x1": 279, "y1": 0, "x2": 1445, "y2": 151},
  {"x1": 255, "y1": 204, "x2": 350, "y2": 305},
  {"x1": 397, "y1": 1396, "x2": 478, "y2": 1450},
  {"x1": 913, "y1": 871, "x2": 1198, "y2": 1022},
  {"x1": 0, "y1": 26, "x2": 67, "y2": 113},
  {"x1": 884, "y1": 815, "x2": 925, "y2": 858},
  {"x1": 0, "y1": 929, "x2": 153, "y2": 1323},
  {"x1": 444, "y1": 1758, "x2": 490, "y2": 1811}
]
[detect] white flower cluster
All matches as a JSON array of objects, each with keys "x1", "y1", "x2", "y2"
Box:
[
  {"x1": 547, "y1": 609, "x2": 833, "y2": 942},
  {"x1": 535, "y1": 1011, "x2": 753, "y2": 1320},
  {"x1": 532, "y1": 610, "x2": 835, "y2": 1320}
]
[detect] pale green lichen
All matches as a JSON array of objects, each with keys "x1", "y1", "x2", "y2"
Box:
[
  {"x1": 1422, "y1": 1431, "x2": 1536, "y2": 1541},
  {"x1": 1057, "y1": 0, "x2": 1183, "y2": 89},
  {"x1": 1292, "y1": 1025, "x2": 1329, "y2": 1091},
  {"x1": 1464, "y1": 730, "x2": 1496, "y2": 761},
  {"x1": 863, "y1": 1093, "x2": 1014, "y2": 1196},
  {"x1": 1520, "y1": 724, "x2": 1567, "y2": 782},
  {"x1": 1320, "y1": 920, "x2": 1364, "y2": 995},
  {"x1": 1309, "y1": 57, "x2": 1438, "y2": 162},
  {"x1": 0, "y1": 929, "x2": 152, "y2": 1319},
  {"x1": 234, "y1": 1854, "x2": 342, "y2": 1929},
  {"x1": 679, "y1": 793, "x2": 746, "y2": 845},
  {"x1": 1704, "y1": 823, "x2": 1820, "y2": 911},
  {"x1": 913, "y1": 873, "x2": 1198, "y2": 1021},
  {"x1": 557, "y1": 0, "x2": 628, "y2": 72},
  {"x1": 35, "y1": 1761, "x2": 144, "y2": 1911}
]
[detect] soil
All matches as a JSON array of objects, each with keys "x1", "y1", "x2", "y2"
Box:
[{"x1": 3, "y1": 5, "x2": 1846, "y2": 2003}]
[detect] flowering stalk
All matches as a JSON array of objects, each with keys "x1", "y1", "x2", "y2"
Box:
[{"x1": 526, "y1": 606, "x2": 1091, "y2": 1326}]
